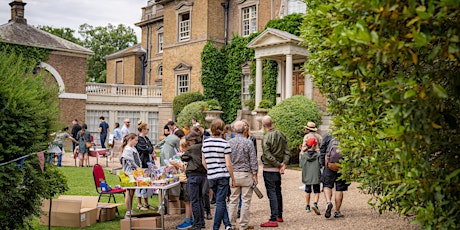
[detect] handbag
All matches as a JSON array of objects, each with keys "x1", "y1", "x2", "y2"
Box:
[{"x1": 85, "y1": 142, "x2": 92, "y2": 148}]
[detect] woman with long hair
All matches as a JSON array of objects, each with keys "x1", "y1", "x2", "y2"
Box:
[
  {"x1": 120, "y1": 133, "x2": 140, "y2": 218},
  {"x1": 241, "y1": 119, "x2": 257, "y2": 155},
  {"x1": 134, "y1": 120, "x2": 155, "y2": 210},
  {"x1": 76, "y1": 124, "x2": 91, "y2": 167}
]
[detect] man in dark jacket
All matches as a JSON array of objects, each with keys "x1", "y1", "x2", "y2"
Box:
[
  {"x1": 71, "y1": 119, "x2": 81, "y2": 151},
  {"x1": 260, "y1": 116, "x2": 290, "y2": 228}
]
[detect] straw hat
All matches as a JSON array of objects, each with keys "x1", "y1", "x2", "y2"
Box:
[{"x1": 304, "y1": 121, "x2": 318, "y2": 131}]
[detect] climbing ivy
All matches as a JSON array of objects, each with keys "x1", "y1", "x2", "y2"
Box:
[
  {"x1": 0, "y1": 43, "x2": 50, "y2": 67},
  {"x1": 262, "y1": 60, "x2": 278, "y2": 107},
  {"x1": 265, "y1": 13, "x2": 304, "y2": 36},
  {"x1": 201, "y1": 40, "x2": 226, "y2": 101},
  {"x1": 200, "y1": 14, "x2": 305, "y2": 123}
]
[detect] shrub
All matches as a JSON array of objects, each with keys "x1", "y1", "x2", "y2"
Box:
[
  {"x1": 302, "y1": 0, "x2": 460, "y2": 227},
  {"x1": 176, "y1": 101, "x2": 208, "y2": 129},
  {"x1": 172, "y1": 91, "x2": 204, "y2": 118},
  {"x1": 268, "y1": 95, "x2": 322, "y2": 164},
  {"x1": 0, "y1": 46, "x2": 68, "y2": 229}
]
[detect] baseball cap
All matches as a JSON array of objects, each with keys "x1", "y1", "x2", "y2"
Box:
[{"x1": 306, "y1": 138, "x2": 317, "y2": 147}]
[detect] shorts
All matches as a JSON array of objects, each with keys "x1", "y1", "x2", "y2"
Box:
[
  {"x1": 179, "y1": 182, "x2": 190, "y2": 202},
  {"x1": 304, "y1": 184, "x2": 320, "y2": 194},
  {"x1": 322, "y1": 168, "x2": 349, "y2": 192},
  {"x1": 136, "y1": 188, "x2": 154, "y2": 198}
]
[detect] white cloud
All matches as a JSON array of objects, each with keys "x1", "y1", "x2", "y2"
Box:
[{"x1": 0, "y1": 0, "x2": 146, "y2": 42}]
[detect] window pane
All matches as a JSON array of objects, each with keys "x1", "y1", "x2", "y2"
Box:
[
  {"x1": 86, "y1": 110, "x2": 109, "y2": 145},
  {"x1": 177, "y1": 74, "x2": 189, "y2": 95},
  {"x1": 148, "y1": 112, "x2": 159, "y2": 145},
  {"x1": 116, "y1": 111, "x2": 141, "y2": 134}
]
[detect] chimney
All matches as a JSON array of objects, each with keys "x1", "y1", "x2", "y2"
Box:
[{"x1": 9, "y1": 0, "x2": 27, "y2": 24}]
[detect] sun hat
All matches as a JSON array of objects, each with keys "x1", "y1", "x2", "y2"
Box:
[
  {"x1": 306, "y1": 137, "x2": 317, "y2": 147},
  {"x1": 304, "y1": 121, "x2": 318, "y2": 131}
]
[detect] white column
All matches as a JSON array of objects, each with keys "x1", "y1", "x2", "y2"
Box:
[
  {"x1": 255, "y1": 58, "x2": 263, "y2": 108},
  {"x1": 285, "y1": 54, "x2": 293, "y2": 99},
  {"x1": 276, "y1": 61, "x2": 282, "y2": 104}
]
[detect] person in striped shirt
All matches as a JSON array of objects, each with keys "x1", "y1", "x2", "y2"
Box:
[{"x1": 202, "y1": 119, "x2": 235, "y2": 230}]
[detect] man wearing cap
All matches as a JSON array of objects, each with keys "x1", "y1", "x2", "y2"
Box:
[{"x1": 300, "y1": 122, "x2": 322, "y2": 155}]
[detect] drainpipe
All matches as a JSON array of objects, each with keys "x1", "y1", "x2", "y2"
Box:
[
  {"x1": 141, "y1": 25, "x2": 150, "y2": 85},
  {"x1": 221, "y1": 0, "x2": 229, "y2": 45}
]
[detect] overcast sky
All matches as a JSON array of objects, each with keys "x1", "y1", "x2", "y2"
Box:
[{"x1": 0, "y1": 0, "x2": 146, "y2": 42}]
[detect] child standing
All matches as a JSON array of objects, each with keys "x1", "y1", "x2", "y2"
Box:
[
  {"x1": 300, "y1": 137, "x2": 321, "y2": 215},
  {"x1": 171, "y1": 138, "x2": 194, "y2": 229}
]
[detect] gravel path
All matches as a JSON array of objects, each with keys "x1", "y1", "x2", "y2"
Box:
[{"x1": 62, "y1": 152, "x2": 420, "y2": 230}]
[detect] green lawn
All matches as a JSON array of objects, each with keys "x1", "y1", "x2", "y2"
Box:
[{"x1": 32, "y1": 166, "x2": 160, "y2": 230}]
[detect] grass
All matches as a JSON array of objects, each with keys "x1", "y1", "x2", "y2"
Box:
[{"x1": 32, "y1": 165, "x2": 160, "y2": 230}]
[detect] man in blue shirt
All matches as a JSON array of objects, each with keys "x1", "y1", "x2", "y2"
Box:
[{"x1": 98, "y1": 116, "x2": 110, "y2": 148}]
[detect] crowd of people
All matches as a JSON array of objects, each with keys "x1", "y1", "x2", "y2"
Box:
[{"x1": 51, "y1": 116, "x2": 345, "y2": 229}]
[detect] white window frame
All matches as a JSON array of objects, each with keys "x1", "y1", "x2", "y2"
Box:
[
  {"x1": 178, "y1": 12, "x2": 191, "y2": 42},
  {"x1": 242, "y1": 74, "x2": 252, "y2": 101},
  {"x1": 157, "y1": 32, "x2": 164, "y2": 53},
  {"x1": 148, "y1": 112, "x2": 159, "y2": 145},
  {"x1": 86, "y1": 110, "x2": 109, "y2": 145},
  {"x1": 176, "y1": 74, "x2": 189, "y2": 95},
  {"x1": 241, "y1": 5, "x2": 257, "y2": 37}
]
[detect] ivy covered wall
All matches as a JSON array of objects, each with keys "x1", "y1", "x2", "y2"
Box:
[{"x1": 200, "y1": 14, "x2": 305, "y2": 124}]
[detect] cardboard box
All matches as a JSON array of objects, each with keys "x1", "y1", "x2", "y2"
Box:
[
  {"x1": 40, "y1": 196, "x2": 99, "y2": 228},
  {"x1": 97, "y1": 203, "x2": 122, "y2": 222},
  {"x1": 167, "y1": 200, "x2": 185, "y2": 215},
  {"x1": 120, "y1": 216, "x2": 161, "y2": 230}
]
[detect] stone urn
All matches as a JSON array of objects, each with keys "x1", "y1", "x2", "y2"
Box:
[
  {"x1": 203, "y1": 110, "x2": 224, "y2": 128},
  {"x1": 253, "y1": 108, "x2": 269, "y2": 131}
]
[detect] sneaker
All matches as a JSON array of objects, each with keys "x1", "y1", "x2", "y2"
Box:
[
  {"x1": 260, "y1": 221, "x2": 278, "y2": 227},
  {"x1": 305, "y1": 205, "x2": 311, "y2": 213},
  {"x1": 276, "y1": 217, "x2": 283, "y2": 222},
  {"x1": 225, "y1": 226, "x2": 233, "y2": 230},
  {"x1": 334, "y1": 211, "x2": 344, "y2": 218},
  {"x1": 176, "y1": 220, "x2": 193, "y2": 229},
  {"x1": 325, "y1": 202, "x2": 333, "y2": 218},
  {"x1": 138, "y1": 204, "x2": 148, "y2": 211},
  {"x1": 312, "y1": 204, "x2": 320, "y2": 215},
  {"x1": 124, "y1": 210, "x2": 134, "y2": 219},
  {"x1": 205, "y1": 212, "x2": 213, "y2": 220}
]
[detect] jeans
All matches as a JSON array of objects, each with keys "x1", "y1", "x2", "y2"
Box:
[
  {"x1": 209, "y1": 177, "x2": 231, "y2": 230},
  {"x1": 202, "y1": 177, "x2": 211, "y2": 212},
  {"x1": 263, "y1": 171, "x2": 283, "y2": 221},
  {"x1": 188, "y1": 175, "x2": 207, "y2": 228},
  {"x1": 100, "y1": 133, "x2": 107, "y2": 148}
]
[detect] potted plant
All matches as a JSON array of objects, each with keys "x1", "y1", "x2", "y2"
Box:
[
  {"x1": 243, "y1": 99, "x2": 254, "y2": 110},
  {"x1": 203, "y1": 99, "x2": 223, "y2": 127}
]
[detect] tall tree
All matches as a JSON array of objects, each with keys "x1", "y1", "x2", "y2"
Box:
[
  {"x1": 78, "y1": 23, "x2": 137, "y2": 83},
  {"x1": 301, "y1": 0, "x2": 459, "y2": 228},
  {"x1": 0, "y1": 44, "x2": 68, "y2": 229},
  {"x1": 37, "y1": 25, "x2": 81, "y2": 44}
]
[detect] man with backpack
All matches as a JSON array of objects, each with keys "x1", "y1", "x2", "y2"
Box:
[{"x1": 322, "y1": 138, "x2": 349, "y2": 219}]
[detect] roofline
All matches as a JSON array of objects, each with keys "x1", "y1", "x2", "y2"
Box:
[{"x1": 0, "y1": 40, "x2": 94, "y2": 56}]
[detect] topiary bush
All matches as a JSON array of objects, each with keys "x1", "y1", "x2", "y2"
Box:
[
  {"x1": 172, "y1": 91, "x2": 204, "y2": 118},
  {"x1": 268, "y1": 95, "x2": 322, "y2": 164},
  {"x1": 176, "y1": 101, "x2": 208, "y2": 129}
]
